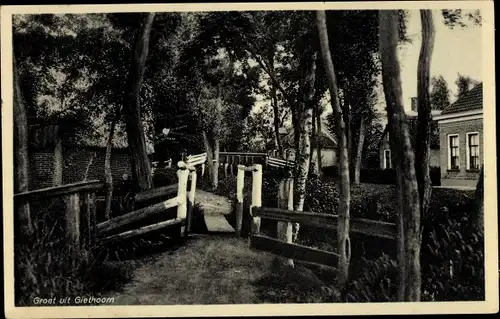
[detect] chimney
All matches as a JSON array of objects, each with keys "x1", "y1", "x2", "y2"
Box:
[{"x1": 411, "y1": 97, "x2": 418, "y2": 112}]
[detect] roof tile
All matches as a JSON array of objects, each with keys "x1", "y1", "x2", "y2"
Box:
[{"x1": 441, "y1": 83, "x2": 483, "y2": 115}]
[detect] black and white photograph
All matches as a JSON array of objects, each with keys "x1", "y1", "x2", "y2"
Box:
[{"x1": 1, "y1": 1, "x2": 497, "y2": 318}]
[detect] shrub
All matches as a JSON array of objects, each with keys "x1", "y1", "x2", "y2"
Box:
[
  {"x1": 346, "y1": 253, "x2": 398, "y2": 302},
  {"x1": 15, "y1": 197, "x2": 112, "y2": 306},
  {"x1": 322, "y1": 166, "x2": 441, "y2": 186},
  {"x1": 421, "y1": 193, "x2": 484, "y2": 301},
  {"x1": 430, "y1": 166, "x2": 441, "y2": 186}
]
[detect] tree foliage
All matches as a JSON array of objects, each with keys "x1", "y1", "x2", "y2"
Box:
[
  {"x1": 430, "y1": 75, "x2": 450, "y2": 110},
  {"x1": 455, "y1": 73, "x2": 481, "y2": 99}
]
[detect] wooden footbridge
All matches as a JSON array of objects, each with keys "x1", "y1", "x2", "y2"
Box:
[{"x1": 14, "y1": 151, "x2": 397, "y2": 276}]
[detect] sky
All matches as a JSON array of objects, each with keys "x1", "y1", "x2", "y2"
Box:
[
  {"x1": 252, "y1": 9, "x2": 483, "y2": 123},
  {"x1": 376, "y1": 9, "x2": 483, "y2": 113}
]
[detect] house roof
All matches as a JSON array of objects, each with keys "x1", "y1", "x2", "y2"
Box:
[
  {"x1": 441, "y1": 83, "x2": 483, "y2": 115},
  {"x1": 282, "y1": 128, "x2": 337, "y2": 149}
]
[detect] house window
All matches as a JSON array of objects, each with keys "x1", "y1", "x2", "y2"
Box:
[
  {"x1": 448, "y1": 134, "x2": 459, "y2": 170},
  {"x1": 467, "y1": 132, "x2": 480, "y2": 170},
  {"x1": 383, "y1": 149, "x2": 391, "y2": 169}
]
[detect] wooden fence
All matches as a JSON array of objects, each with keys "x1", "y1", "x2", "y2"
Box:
[
  {"x1": 97, "y1": 153, "x2": 207, "y2": 243},
  {"x1": 14, "y1": 180, "x2": 103, "y2": 257},
  {"x1": 236, "y1": 164, "x2": 398, "y2": 268}
]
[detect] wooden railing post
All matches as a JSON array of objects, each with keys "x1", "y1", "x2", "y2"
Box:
[
  {"x1": 236, "y1": 165, "x2": 245, "y2": 237},
  {"x1": 81, "y1": 191, "x2": 97, "y2": 265},
  {"x1": 250, "y1": 164, "x2": 263, "y2": 236},
  {"x1": 187, "y1": 168, "x2": 197, "y2": 236},
  {"x1": 65, "y1": 193, "x2": 81, "y2": 262},
  {"x1": 177, "y1": 162, "x2": 190, "y2": 236},
  {"x1": 229, "y1": 156, "x2": 234, "y2": 176}
]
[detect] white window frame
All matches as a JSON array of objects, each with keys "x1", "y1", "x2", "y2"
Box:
[
  {"x1": 447, "y1": 134, "x2": 460, "y2": 170},
  {"x1": 466, "y1": 132, "x2": 480, "y2": 170},
  {"x1": 383, "y1": 149, "x2": 391, "y2": 169}
]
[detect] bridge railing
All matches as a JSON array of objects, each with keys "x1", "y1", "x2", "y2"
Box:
[{"x1": 98, "y1": 153, "x2": 208, "y2": 243}]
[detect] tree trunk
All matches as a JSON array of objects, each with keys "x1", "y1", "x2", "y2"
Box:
[
  {"x1": 213, "y1": 138, "x2": 220, "y2": 189},
  {"x1": 104, "y1": 112, "x2": 119, "y2": 220},
  {"x1": 474, "y1": 165, "x2": 484, "y2": 235},
  {"x1": 316, "y1": 108, "x2": 323, "y2": 176},
  {"x1": 353, "y1": 116, "x2": 366, "y2": 185},
  {"x1": 415, "y1": 10, "x2": 435, "y2": 227},
  {"x1": 293, "y1": 51, "x2": 317, "y2": 243},
  {"x1": 203, "y1": 131, "x2": 214, "y2": 187},
  {"x1": 52, "y1": 134, "x2": 63, "y2": 186},
  {"x1": 317, "y1": 10, "x2": 351, "y2": 291},
  {"x1": 310, "y1": 103, "x2": 317, "y2": 174},
  {"x1": 271, "y1": 84, "x2": 284, "y2": 157},
  {"x1": 82, "y1": 153, "x2": 95, "y2": 181},
  {"x1": 379, "y1": 10, "x2": 422, "y2": 302},
  {"x1": 122, "y1": 13, "x2": 155, "y2": 192},
  {"x1": 13, "y1": 56, "x2": 33, "y2": 237}
]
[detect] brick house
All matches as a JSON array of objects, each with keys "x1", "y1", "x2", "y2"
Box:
[
  {"x1": 279, "y1": 124, "x2": 338, "y2": 168},
  {"x1": 434, "y1": 83, "x2": 483, "y2": 188},
  {"x1": 28, "y1": 118, "x2": 151, "y2": 190},
  {"x1": 378, "y1": 98, "x2": 441, "y2": 169}
]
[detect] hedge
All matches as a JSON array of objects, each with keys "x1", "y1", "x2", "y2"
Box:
[{"x1": 322, "y1": 166, "x2": 441, "y2": 186}]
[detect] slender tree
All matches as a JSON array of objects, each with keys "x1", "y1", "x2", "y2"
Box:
[
  {"x1": 415, "y1": 10, "x2": 436, "y2": 233},
  {"x1": 316, "y1": 10, "x2": 351, "y2": 291},
  {"x1": 379, "y1": 10, "x2": 422, "y2": 301},
  {"x1": 293, "y1": 51, "x2": 318, "y2": 242}
]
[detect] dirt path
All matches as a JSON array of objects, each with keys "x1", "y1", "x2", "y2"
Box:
[{"x1": 102, "y1": 235, "x2": 275, "y2": 305}]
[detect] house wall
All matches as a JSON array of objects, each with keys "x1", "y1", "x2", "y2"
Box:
[
  {"x1": 29, "y1": 146, "x2": 133, "y2": 190},
  {"x1": 29, "y1": 149, "x2": 55, "y2": 189},
  {"x1": 379, "y1": 132, "x2": 440, "y2": 169},
  {"x1": 284, "y1": 147, "x2": 337, "y2": 167},
  {"x1": 438, "y1": 118, "x2": 483, "y2": 187}
]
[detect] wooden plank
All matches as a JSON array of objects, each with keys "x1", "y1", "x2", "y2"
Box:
[
  {"x1": 250, "y1": 235, "x2": 339, "y2": 268},
  {"x1": 219, "y1": 152, "x2": 267, "y2": 156},
  {"x1": 103, "y1": 218, "x2": 185, "y2": 243},
  {"x1": 237, "y1": 164, "x2": 258, "y2": 172},
  {"x1": 254, "y1": 207, "x2": 338, "y2": 229},
  {"x1": 350, "y1": 218, "x2": 397, "y2": 240},
  {"x1": 15, "y1": 180, "x2": 102, "y2": 204},
  {"x1": 187, "y1": 152, "x2": 207, "y2": 160},
  {"x1": 253, "y1": 207, "x2": 397, "y2": 240},
  {"x1": 187, "y1": 157, "x2": 207, "y2": 166},
  {"x1": 134, "y1": 184, "x2": 178, "y2": 203},
  {"x1": 204, "y1": 215, "x2": 235, "y2": 233},
  {"x1": 97, "y1": 197, "x2": 180, "y2": 235}
]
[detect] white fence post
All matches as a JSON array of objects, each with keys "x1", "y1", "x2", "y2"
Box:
[
  {"x1": 187, "y1": 168, "x2": 197, "y2": 234},
  {"x1": 176, "y1": 162, "x2": 190, "y2": 236},
  {"x1": 250, "y1": 164, "x2": 263, "y2": 236},
  {"x1": 236, "y1": 165, "x2": 245, "y2": 236}
]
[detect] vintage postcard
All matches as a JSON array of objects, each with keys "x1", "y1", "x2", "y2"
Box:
[{"x1": 1, "y1": 1, "x2": 497, "y2": 318}]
